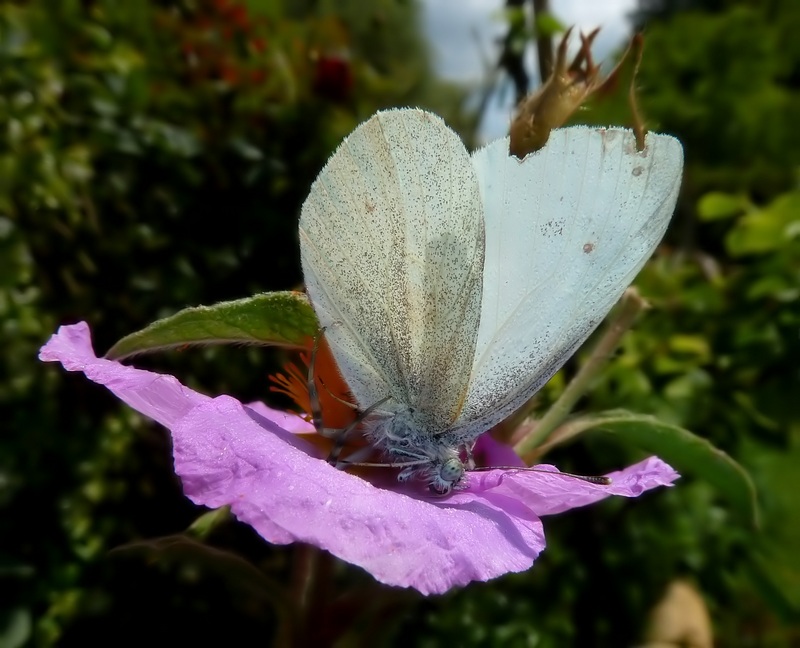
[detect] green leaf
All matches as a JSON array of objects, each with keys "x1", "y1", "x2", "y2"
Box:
[
  {"x1": 0, "y1": 608, "x2": 31, "y2": 648},
  {"x1": 534, "y1": 12, "x2": 566, "y2": 38},
  {"x1": 550, "y1": 410, "x2": 759, "y2": 527},
  {"x1": 667, "y1": 334, "x2": 712, "y2": 362},
  {"x1": 725, "y1": 191, "x2": 800, "y2": 256},
  {"x1": 106, "y1": 291, "x2": 318, "y2": 360},
  {"x1": 741, "y1": 435, "x2": 800, "y2": 615},
  {"x1": 697, "y1": 191, "x2": 749, "y2": 221},
  {"x1": 187, "y1": 505, "x2": 232, "y2": 540},
  {"x1": 109, "y1": 534, "x2": 291, "y2": 630},
  {"x1": 501, "y1": 6, "x2": 527, "y2": 30}
]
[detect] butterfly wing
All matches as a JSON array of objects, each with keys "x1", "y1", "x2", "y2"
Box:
[
  {"x1": 452, "y1": 127, "x2": 683, "y2": 434},
  {"x1": 299, "y1": 109, "x2": 485, "y2": 430}
]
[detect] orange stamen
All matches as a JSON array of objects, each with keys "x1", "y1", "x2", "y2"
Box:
[{"x1": 269, "y1": 335, "x2": 358, "y2": 430}]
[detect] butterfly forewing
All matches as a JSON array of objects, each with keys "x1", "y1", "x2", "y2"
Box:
[
  {"x1": 299, "y1": 109, "x2": 485, "y2": 429},
  {"x1": 451, "y1": 127, "x2": 683, "y2": 434}
]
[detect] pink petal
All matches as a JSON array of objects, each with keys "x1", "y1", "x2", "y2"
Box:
[
  {"x1": 472, "y1": 432, "x2": 526, "y2": 468},
  {"x1": 39, "y1": 322, "x2": 210, "y2": 428},
  {"x1": 245, "y1": 400, "x2": 315, "y2": 435},
  {"x1": 465, "y1": 458, "x2": 680, "y2": 517},
  {"x1": 40, "y1": 323, "x2": 678, "y2": 594},
  {"x1": 39, "y1": 323, "x2": 546, "y2": 594},
  {"x1": 175, "y1": 396, "x2": 545, "y2": 594}
]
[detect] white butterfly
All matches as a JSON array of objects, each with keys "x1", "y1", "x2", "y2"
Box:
[{"x1": 299, "y1": 108, "x2": 683, "y2": 494}]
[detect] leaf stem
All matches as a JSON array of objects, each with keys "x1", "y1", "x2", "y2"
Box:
[
  {"x1": 287, "y1": 543, "x2": 320, "y2": 646},
  {"x1": 513, "y1": 288, "x2": 647, "y2": 456}
]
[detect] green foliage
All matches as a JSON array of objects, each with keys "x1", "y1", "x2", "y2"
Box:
[
  {"x1": 529, "y1": 2, "x2": 800, "y2": 636},
  {"x1": 4, "y1": 0, "x2": 800, "y2": 644},
  {"x1": 0, "y1": 1, "x2": 470, "y2": 644},
  {"x1": 582, "y1": 3, "x2": 800, "y2": 201},
  {"x1": 533, "y1": 177, "x2": 800, "y2": 642},
  {"x1": 548, "y1": 410, "x2": 759, "y2": 526},
  {"x1": 534, "y1": 11, "x2": 566, "y2": 39},
  {"x1": 106, "y1": 291, "x2": 318, "y2": 359},
  {"x1": 404, "y1": 2, "x2": 800, "y2": 645}
]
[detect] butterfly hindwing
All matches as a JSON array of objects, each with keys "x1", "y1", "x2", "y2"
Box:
[{"x1": 451, "y1": 127, "x2": 683, "y2": 435}]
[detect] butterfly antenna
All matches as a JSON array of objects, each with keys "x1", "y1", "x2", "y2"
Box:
[
  {"x1": 471, "y1": 465, "x2": 611, "y2": 485},
  {"x1": 337, "y1": 458, "x2": 428, "y2": 469},
  {"x1": 326, "y1": 395, "x2": 391, "y2": 466}
]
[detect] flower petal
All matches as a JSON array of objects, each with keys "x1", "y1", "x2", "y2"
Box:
[
  {"x1": 176, "y1": 396, "x2": 546, "y2": 595},
  {"x1": 40, "y1": 323, "x2": 546, "y2": 594},
  {"x1": 466, "y1": 458, "x2": 680, "y2": 517},
  {"x1": 472, "y1": 433, "x2": 526, "y2": 468},
  {"x1": 245, "y1": 400, "x2": 315, "y2": 435},
  {"x1": 39, "y1": 322, "x2": 210, "y2": 428},
  {"x1": 40, "y1": 324, "x2": 677, "y2": 593}
]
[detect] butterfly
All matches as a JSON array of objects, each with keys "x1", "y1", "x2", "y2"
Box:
[{"x1": 299, "y1": 108, "x2": 682, "y2": 494}]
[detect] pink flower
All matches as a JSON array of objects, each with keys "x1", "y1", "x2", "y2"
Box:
[{"x1": 40, "y1": 322, "x2": 679, "y2": 595}]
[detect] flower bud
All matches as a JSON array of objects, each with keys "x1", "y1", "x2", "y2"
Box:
[{"x1": 510, "y1": 27, "x2": 642, "y2": 158}]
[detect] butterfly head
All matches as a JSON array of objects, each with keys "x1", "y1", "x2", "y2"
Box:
[
  {"x1": 386, "y1": 437, "x2": 468, "y2": 496},
  {"x1": 428, "y1": 455, "x2": 466, "y2": 495}
]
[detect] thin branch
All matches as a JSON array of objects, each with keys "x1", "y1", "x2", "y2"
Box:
[
  {"x1": 532, "y1": 0, "x2": 553, "y2": 82},
  {"x1": 513, "y1": 288, "x2": 649, "y2": 456}
]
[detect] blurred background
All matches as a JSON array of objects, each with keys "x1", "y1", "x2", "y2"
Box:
[{"x1": 2, "y1": 0, "x2": 799, "y2": 645}]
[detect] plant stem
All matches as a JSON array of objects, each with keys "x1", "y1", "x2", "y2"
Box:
[
  {"x1": 513, "y1": 288, "x2": 647, "y2": 456},
  {"x1": 287, "y1": 543, "x2": 320, "y2": 646},
  {"x1": 532, "y1": 0, "x2": 554, "y2": 81}
]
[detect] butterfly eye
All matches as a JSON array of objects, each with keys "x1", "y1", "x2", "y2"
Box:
[
  {"x1": 440, "y1": 458, "x2": 465, "y2": 484},
  {"x1": 426, "y1": 458, "x2": 464, "y2": 496}
]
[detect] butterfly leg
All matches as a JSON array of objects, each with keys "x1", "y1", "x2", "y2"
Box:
[
  {"x1": 306, "y1": 327, "x2": 350, "y2": 463},
  {"x1": 326, "y1": 395, "x2": 391, "y2": 466},
  {"x1": 307, "y1": 327, "x2": 326, "y2": 436},
  {"x1": 463, "y1": 442, "x2": 477, "y2": 470}
]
